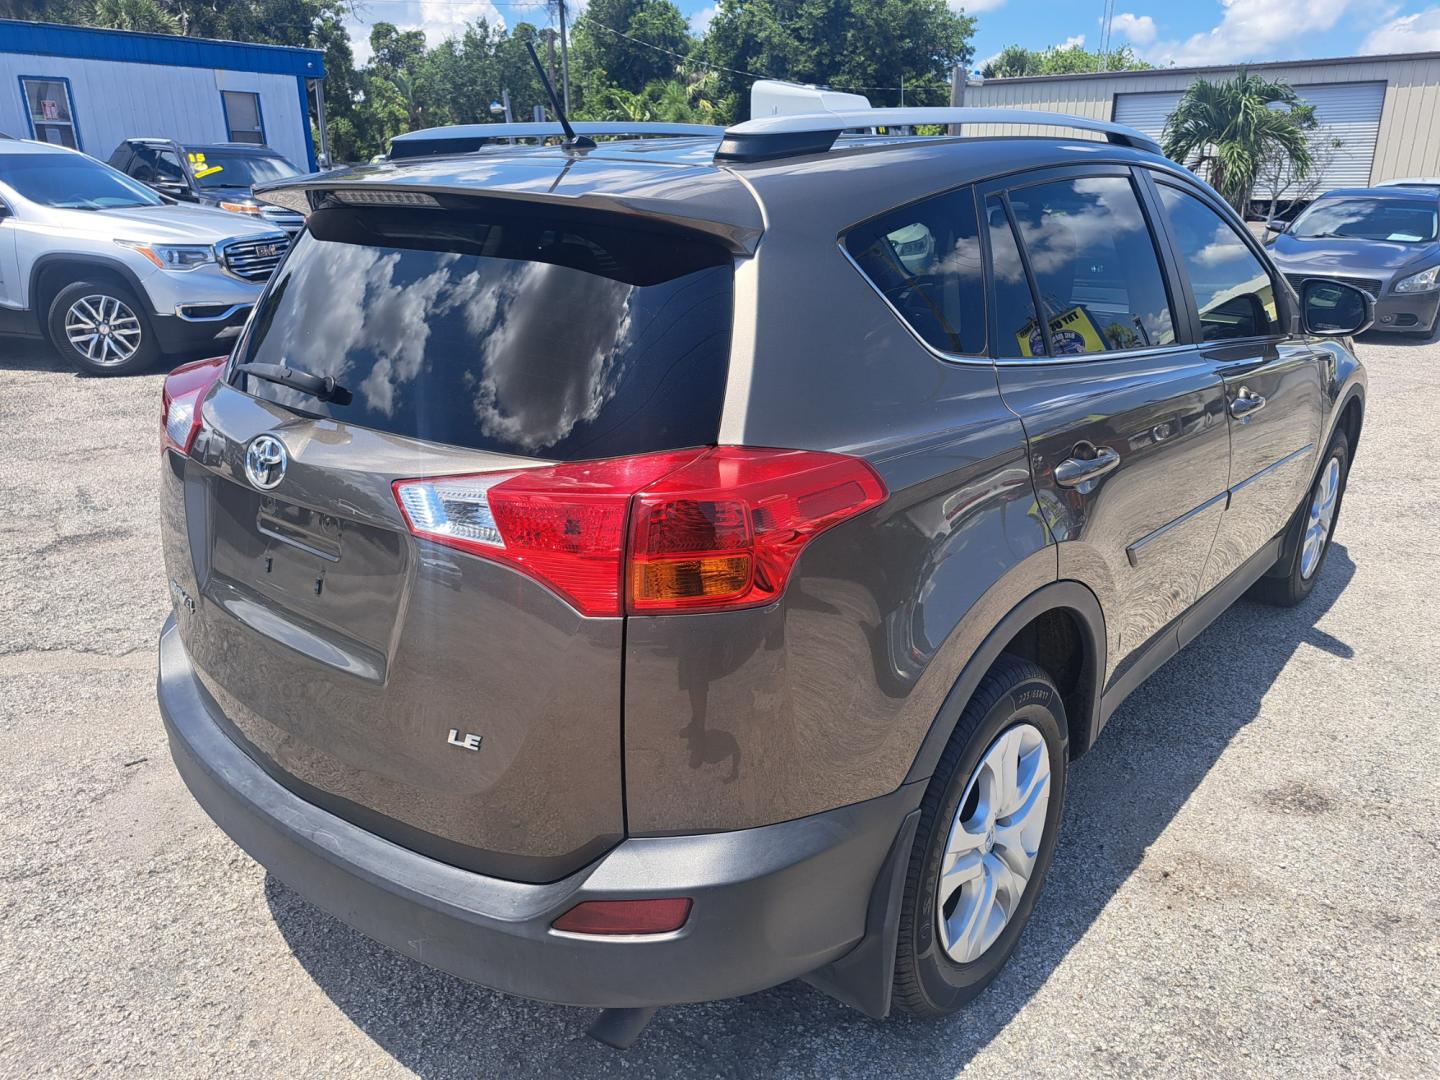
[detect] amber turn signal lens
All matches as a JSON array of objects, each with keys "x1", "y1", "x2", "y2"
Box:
[{"x1": 631, "y1": 554, "x2": 752, "y2": 606}]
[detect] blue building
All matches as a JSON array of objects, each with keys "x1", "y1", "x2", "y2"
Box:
[{"x1": 0, "y1": 19, "x2": 327, "y2": 171}]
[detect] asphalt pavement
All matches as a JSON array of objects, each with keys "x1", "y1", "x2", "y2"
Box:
[{"x1": 1, "y1": 329, "x2": 1437, "y2": 1078}]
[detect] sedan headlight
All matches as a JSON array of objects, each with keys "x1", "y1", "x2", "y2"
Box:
[
  {"x1": 1393, "y1": 265, "x2": 1439, "y2": 293},
  {"x1": 116, "y1": 239, "x2": 216, "y2": 272}
]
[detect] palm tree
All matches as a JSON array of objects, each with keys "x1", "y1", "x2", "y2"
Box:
[{"x1": 1162, "y1": 69, "x2": 1317, "y2": 214}]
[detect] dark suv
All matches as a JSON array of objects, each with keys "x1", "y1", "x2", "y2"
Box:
[
  {"x1": 155, "y1": 111, "x2": 1368, "y2": 1045},
  {"x1": 109, "y1": 138, "x2": 306, "y2": 235}
]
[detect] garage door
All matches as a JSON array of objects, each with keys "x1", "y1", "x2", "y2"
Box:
[{"x1": 1114, "y1": 82, "x2": 1385, "y2": 195}]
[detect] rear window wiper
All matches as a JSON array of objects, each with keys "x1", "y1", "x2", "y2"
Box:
[{"x1": 236, "y1": 362, "x2": 353, "y2": 405}]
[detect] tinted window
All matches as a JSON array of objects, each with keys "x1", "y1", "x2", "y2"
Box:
[
  {"x1": 1289, "y1": 197, "x2": 1437, "y2": 243},
  {"x1": 236, "y1": 204, "x2": 734, "y2": 460},
  {"x1": 1007, "y1": 176, "x2": 1176, "y2": 356},
  {"x1": 188, "y1": 149, "x2": 301, "y2": 189},
  {"x1": 844, "y1": 186, "x2": 986, "y2": 355},
  {"x1": 131, "y1": 145, "x2": 186, "y2": 183},
  {"x1": 1157, "y1": 184, "x2": 1280, "y2": 341},
  {"x1": 0, "y1": 152, "x2": 161, "y2": 209},
  {"x1": 985, "y1": 196, "x2": 1043, "y2": 358}
]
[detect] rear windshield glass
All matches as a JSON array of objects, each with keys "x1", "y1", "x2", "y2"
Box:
[{"x1": 235, "y1": 203, "x2": 734, "y2": 459}]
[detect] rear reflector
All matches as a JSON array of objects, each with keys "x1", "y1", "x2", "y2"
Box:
[
  {"x1": 392, "y1": 447, "x2": 887, "y2": 617},
  {"x1": 161, "y1": 356, "x2": 227, "y2": 455},
  {"x1": 551, "y1": 898, "x2": 693, "y2": 936}
]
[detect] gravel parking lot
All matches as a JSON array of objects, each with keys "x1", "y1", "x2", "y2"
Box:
[{"x1": 1, "y1": 330, "x2": 1437, "y2": 1079}]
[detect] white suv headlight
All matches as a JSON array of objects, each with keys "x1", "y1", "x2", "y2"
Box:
[
  {"x1": 1393, "y1": 265, "x2": 1439, "y2": 293},
  {"x1": 116, "y1": 240, "x2": 216, "y2": 272}
]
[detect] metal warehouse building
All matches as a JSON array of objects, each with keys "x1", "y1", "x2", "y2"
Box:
[
  {"x1": 0, "y1": 19, "x2": 325, "y2": 172},
  {"x1": 961, "y1": 52, "x2": 1440, "y2": 190}
]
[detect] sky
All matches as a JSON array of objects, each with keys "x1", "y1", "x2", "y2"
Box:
[{"x1": 344, "y1": 0, "x2": 1440, "y2": 74}]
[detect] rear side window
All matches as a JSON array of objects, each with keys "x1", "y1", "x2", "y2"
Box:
[
  {"x1": 236, "y1": 203, "x2": 734, "y2": 460},
  {"x1": 843, "y1": 186, "x2": 986, "y2": 355},
  {"x1": 1155, "y1": 184, "x2": 1281, "y2": 341},
  {"x1": 1006, "y1": 176, "x2": 1176, "y2": 357}
]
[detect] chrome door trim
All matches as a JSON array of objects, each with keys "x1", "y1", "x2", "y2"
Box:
[{"x1": 1125, "y1": 490, "x2": 1229, "y2": 568}]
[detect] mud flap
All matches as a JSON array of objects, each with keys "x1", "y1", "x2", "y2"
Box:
[{"x1": 801, "y1": 807, "x2": 921, "y2": 1018}]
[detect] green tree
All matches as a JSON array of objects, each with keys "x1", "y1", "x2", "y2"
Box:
[
  {"x1": 981, "y1": 42, "x2": 1151, "y2": 79},
  {"x1": 701, "y1": 0, "x2": 973, "y2": 121},
  {"x1": 571, "y1": 0, "x2": 691, "y2": 98},
  {"x1": 86, "y1": 0, "x2": 181, "y2": 33},
  {"x1": 1161, "y1": 69, "x2": 1317, "y2": 213}
]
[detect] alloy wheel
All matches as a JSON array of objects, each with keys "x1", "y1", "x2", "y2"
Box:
[
  {"x1": 1300, "y1": 456, "x2": 1341, "y2": 581},
  {"x1": 65, "y1": 294, "x2": 142, "y2": 367},
  {"x1": 936, "y1": 723, "x2": 1052, "y2": 964}
]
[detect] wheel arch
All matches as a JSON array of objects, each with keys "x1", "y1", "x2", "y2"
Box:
[
  {"x1": 904, "y1": 580, "x2": 1107, "y2": 786},
  {"x1": 29, "y1": 255, "x2": 155, "y2": 322}
]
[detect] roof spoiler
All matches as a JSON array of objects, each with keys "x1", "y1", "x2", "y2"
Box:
[
  {"x1": 388, "y1": 122, "x2": 725, "y2": 160},
  {"x1": 714, "y1": 107, "x2": 1165, "y2": 162}
]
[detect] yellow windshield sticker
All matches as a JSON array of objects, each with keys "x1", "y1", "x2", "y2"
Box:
[{"x1": 187, "y1": 151, "x2": 223, "y2": 180}]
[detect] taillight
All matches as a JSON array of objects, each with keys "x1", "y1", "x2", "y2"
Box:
[
  {"x1": 393, "y1": 447, "x2": 886, "y2": 617},
  {"x1": 629, "y1": 448, "x2": 887, "y2": 612},
  {"x1": 161, "y1": 356, "x2": 227, "y2": 455}
]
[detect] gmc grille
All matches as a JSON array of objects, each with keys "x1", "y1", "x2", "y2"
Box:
[
  {"x1": 1285, "y1": 273, "x2": 1384, "y2": 298},
  {"x1": 221, "y1": 236, "x2": 290, "y2": 282}
]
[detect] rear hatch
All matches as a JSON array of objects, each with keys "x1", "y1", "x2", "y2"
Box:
[{"x1": 160, "y1": 197, "x2": 735, "y2": 882}]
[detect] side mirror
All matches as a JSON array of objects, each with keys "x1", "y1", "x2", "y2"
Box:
[
  {"x1": 153, "y1": 180, "x2": 190, "y2": 198},
  {"x1": 1301, "y1": 279, "x2": 1373, "y2": 337},
  {"x1": 1265, "y1": 220, "x2": 1285, "y2": 234}
]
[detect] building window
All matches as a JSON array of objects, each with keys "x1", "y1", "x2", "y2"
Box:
[
  {"x1": 20, "y1": 77, "x2": 79, "y2": 150},
  {"x1": 221, "y1": 91, "x2": 265, "y2": 145}
]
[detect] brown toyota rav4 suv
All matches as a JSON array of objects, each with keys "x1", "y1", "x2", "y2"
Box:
[{"x1": 157, "y1": 110, "x2": 1368, "y2": 1045}]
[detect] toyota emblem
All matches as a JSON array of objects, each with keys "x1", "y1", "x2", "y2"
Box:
[{"x1": 245, "y1": 434, "x2": 288, "y2": 490}]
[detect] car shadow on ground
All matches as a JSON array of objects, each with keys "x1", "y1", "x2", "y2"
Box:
[
  {"x1": 1356, "y1": 325, "x2": 1438, "y2": 347},
  {"x1": 0, "y1": 336, "x2": 208, "y2": 375},
  {"x1": 264, "y1": 544, "x2": 1357, "y2": 1078}
]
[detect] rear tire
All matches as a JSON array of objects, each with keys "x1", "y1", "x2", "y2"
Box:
[
  {"x1": 892, "y1": 656, "x2": 1068, "y2": 1017},
  {"x1": 1249, "y1": 431, "x2": 1350, "y2": 607},
  {"x1": 46, "y1": 279, "x2": 159, "y2": 376}
]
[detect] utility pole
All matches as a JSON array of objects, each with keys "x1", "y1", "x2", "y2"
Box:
[
  {"x1": 948, "y1": 64, "x2": 964, "y2": 136},
  {"x1": 557, "y1": 0, "x2": 572, "y2": 115}
]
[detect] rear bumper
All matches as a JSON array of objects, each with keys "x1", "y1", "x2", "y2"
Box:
[{"x1": 157, "y1": 617, "x2": 920, "y2": 1008}]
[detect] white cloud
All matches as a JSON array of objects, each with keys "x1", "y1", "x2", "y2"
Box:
[
  {"x1": 1058, "y1": 33, "x2": 1086, "y2": 49},
  {"x1": 1149, "y1": 0, "x2": 1357, "y2": 66},
  {"x1": 689, "y1": 4, "x2": 716, "y2": 35},
  {"x1": 1362, "y1": 6, "x2": 1440, "y2": 52},
  {"x1": 952, "y1": 0, "x2": 1008, "y2": 12},
  {"x1": 1110, "y1": 12, "x2": 1158, "y2": 46}
]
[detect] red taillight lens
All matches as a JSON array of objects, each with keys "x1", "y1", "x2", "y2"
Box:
[
  {"x1": 629, "y1": 448, "x2": 888, "y2": 613},
  {"x1": 393, "y1": 451, "x2": 702, "y2": 616},
  {"x1": 161, "y1": 356, "x2": 227, "y2": 455},
  {"x1": 551, "y1": 898, "x2": 692, "y2": 936},
  {"x1": 391, "y1": 447, "x2": 887, "y2": 617}
]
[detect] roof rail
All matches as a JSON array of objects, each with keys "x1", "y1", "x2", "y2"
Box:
[
  {"x1": 714, "y1": 108, "x2": 1164, "y2": 162},
  {"x1": 388, "y1": 122, "x2": 724, "y2": 160}
]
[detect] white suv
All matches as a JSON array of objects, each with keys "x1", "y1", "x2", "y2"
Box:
[{"x1": 0, "y1": 139, "x2": 289, "y2": 374}]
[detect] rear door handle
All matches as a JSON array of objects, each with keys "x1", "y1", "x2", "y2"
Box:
[
  {"x1": 1055, "y1": 445, "x2": 1121, "y2": 490},
  {"x1": 1230, "y1": 386, "x2": 1267, "y2": 419}
]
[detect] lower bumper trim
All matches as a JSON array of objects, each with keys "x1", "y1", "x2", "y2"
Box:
[{"x1": 158, "y1": 617, "x2": 920, "y2": 1008}]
